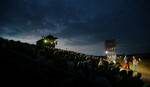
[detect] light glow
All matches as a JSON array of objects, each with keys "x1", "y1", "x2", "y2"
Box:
[
  {"x1": 44, "y1": 40, "x2": 47, "y2": 43},
  {"x1": 105, "y1": 51, "x2": 108, "y2": 54}
]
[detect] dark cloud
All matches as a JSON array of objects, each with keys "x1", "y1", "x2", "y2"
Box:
[{"x1": 0, "y1": 0, "x2": 150, "y2": 55}]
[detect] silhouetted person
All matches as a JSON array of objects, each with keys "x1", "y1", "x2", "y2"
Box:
[
  {"x1": 133, "y1": 72, "x2": 144, "y2": 87},
  {"x1": 127, "y1": 70, "x2": 133, "y2": 78},
  {"x1": 117, "y1": 70, "x2": 128, "y2": 87},
  {"x1": 126, "y1": 70, "x2": 134, "y2": 87}
]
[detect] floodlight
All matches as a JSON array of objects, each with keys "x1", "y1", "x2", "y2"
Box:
[
  {"x1": 105, "y1": 51, "x2": 108, "y2": 54},
  {"x1": 44, "y1": 40, "x2": 47, "y2": 43}
]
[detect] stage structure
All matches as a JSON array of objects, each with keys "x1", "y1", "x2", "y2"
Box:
[
  {"x1": 105, "y1": 39, "x2": 116, "y2": 61},
  {"x1": 36, "y1": 35, "x2": 58, "y2": 48}
]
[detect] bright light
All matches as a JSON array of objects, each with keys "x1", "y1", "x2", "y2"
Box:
[
  {"x1": 113, "y1": 61, "x2": 116, "y2": 64},
  {"x1": 44, "y1": 40, "x2": 47, "y2": 43},
  {"x1": 139, "y1": 58, "x2": 141, "y2": 61},
  {"x1": 105, "y1": 51, "x2": 108, "y2": 54}
]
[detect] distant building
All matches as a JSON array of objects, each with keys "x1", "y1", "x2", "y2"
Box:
[
  {"x1": 36, "y1": 35, "x2": 58, "y2": 48},
  {"x1": 105, "y1": 39, "x2": 116, "y2": 61}
]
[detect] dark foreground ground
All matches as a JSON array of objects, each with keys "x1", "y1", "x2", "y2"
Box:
[{"x1": 0, "y1": 57, "x2": 57, "y2": 87}]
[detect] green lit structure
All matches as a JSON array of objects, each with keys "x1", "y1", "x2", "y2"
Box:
[{"x1": 36, "y1": 35, "x2": 58, "y2": 48}]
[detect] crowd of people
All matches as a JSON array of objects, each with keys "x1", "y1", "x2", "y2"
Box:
[{"x1": 0, "y1": 37, "x2": 145, "y2": 87}]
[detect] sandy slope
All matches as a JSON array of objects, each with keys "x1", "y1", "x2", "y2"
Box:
[{"x1": 118, "y1": 59, "x2": 150, "y2": 83}]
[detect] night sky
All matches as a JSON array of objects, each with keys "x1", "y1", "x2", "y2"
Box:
[{"x1": 0, "y1": 0, "x2": 150, "y2": 56}]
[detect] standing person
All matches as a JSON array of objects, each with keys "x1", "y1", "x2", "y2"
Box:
[
  {"x1": 124, "y1": 55, "x2": 130, "y2": 69},
  {"x1": 133, "y1": 56, "x2": 139, "y2": 72},
  {"x1": 98, "y1": 58, "x2": 103, "y2": 67}
]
